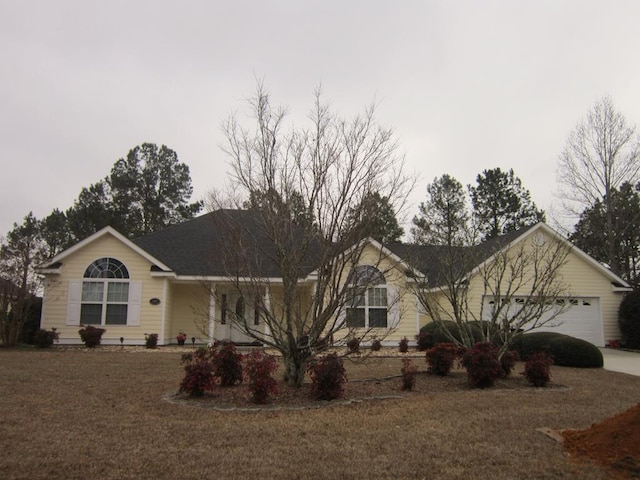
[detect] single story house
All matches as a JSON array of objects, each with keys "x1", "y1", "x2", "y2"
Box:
[{"x1": 37, "y1": 209, "x2": 631, "y2": 347}]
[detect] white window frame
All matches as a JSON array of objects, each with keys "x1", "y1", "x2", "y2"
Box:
[
  {"x1": 345, "y1": 266, "x2": 389, "y2": 329},
  {"x1": 66, "y1": 258, "x2": 142, "y2": 327}
]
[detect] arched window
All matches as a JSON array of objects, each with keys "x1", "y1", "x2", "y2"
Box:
[
  {"x1": 80, "y1": 258, "x2": 130, "y2": 325},
  {"x1": 83, "y1": 258, "x2": 129, "y2": 279},
  {"x1": 346, "y1": 265, "x2": 388, "y2": 328}
]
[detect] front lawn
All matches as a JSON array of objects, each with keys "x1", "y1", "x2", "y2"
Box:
[{"x1": 0, "y1": 348, "x2": 638, "y2": 479}]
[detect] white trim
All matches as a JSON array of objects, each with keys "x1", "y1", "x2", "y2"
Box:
[
  {"x1": 38, "y1": 268, "x2": 62, "y2": 275},
  {"x1": 66, "y1": 281, "x2": 82, "y2": 326},
  {"x1": 127, "y1": 282, "x2": 142, "y2": 327},
  {"x1": 166, "y1": 275, "x2": 294, "y2": 284},
  {"x1": 37, "y1": 226, "x2": 173, "y2": 273}
]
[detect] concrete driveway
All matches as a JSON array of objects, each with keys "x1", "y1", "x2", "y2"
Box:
[{"x1": 600, "y1": 348, "x2": 640, "y2": 376}]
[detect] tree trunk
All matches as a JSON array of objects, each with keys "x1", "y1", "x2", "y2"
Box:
[{"x1": 282, "y1": 350, "x2": 308, "y2": 387}]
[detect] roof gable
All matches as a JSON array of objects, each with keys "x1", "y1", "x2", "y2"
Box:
[
  {"x1": 38, "y1": 226, "x2": 172, "y2": 273},
  {"x1": 386, "y1": 222, "x2": 631, "y2": 289}
]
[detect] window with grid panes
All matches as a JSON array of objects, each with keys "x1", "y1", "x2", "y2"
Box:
[
  {"x1": 80, "y1": 258, "x2": 130, "y2": 326},
  {"x1": 345, "y1": 265, "x2": 388, "y2": 328}
]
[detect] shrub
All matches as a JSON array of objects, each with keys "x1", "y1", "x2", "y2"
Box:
[
  {"x1": 371, "y1": 338, "x2": 382, "y2": 351},
  {"x1": 179, "y1": 348, "x2": 215, "y2": 397},
  {"x1": 512, "y1": 332, "x2": 603, "y2": 368},
  {"x1": 33, "y1": 328, "x2": 58, "y2": 348},
  {"x1": 346, "y1": 337, "x2": 360, "y2": 353},
  {"x1": 522, "y1": 351, "x2": 553, "y2": 387},
  {"x1": 78, "y1": 325, "x2": 105, "y2": 348},
  {"x1": 619, "y1": 290, "x2": 640, "y2": 348},
  {"x1": 461, "y1": 342, "x2": 501, "y2": 388},
  {"x1": 415, "y1": 331, "x2": 432, "y2": 351},
  {"x1": 420, "y1": 321, "x2": 462, "y2": 345},
  {"x1": 420, "y1": 321, "x2": 502, "y2": 346},
  {"x1": 499, "y1": 350, "x2": 520, "y2": 378},
  {"x1": 308, "y1": 353, "x2": 347, "y2": 401},
  {"x1": 145, "y1": 333, "x2": 158, "y2": 349},
  {"x1": 425, "y1": 343, "x2": 461, "y2": 376},
  {"x1": 212, "y1": 341, "x2": 243, "y2": 387},
  {"x1": 244, "y1": 350, "x2": 278, "y2": 404},
  {"x1": 401, "y1": 358, "x2": 418, "y2": 391},
  {"x1": 399, "y1": 337, "x2": 409, "y2": 353}
]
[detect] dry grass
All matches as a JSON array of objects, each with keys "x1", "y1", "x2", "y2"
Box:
[{"x1": 0, "y1": 347, "x2": 638, "y2": 480}]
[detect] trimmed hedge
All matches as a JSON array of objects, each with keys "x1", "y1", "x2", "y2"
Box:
[
  {"x1": 512, "y1": 332, "x2": 603, "y2": 368},
  {"x1": 420, "y1": 320, "x2": 501, "y2": 346}
]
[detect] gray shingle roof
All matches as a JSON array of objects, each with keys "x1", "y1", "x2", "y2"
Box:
[
  {"x1": 386, "y1": 225, "x2": 536, "y2": 287},
  {"x1": 133, "y1": 208, "x2": 537, "y2": 282},
  {"x1": 133, "y1": 209, "x2": 321, "y2": 278}
]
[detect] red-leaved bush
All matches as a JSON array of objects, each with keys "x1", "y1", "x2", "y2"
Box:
[
  {"x1": 308, "y1": 353, "x2": 347, "y2": 400},
  {"x1": 398, "y1": 337, "x2": 409, "y2": 353},
  {"x1": 425, "y1": 343, "x2": 460, "y2": 376},
  {"x1": 244, "y1": 350, "x2": 278, "y2": 404},
  {"x1": 462, "y1": 342, "x2": 502, "y2": 388},
  {"x1": 78, "y1": 325, "x2": 106, "y2": 348},
  {"x1": 499, "y1": 349, "x2": 520, "y2": 378},
  {"x1": 212, "y1": 340, "x2": 243, "y2": 387},
  {"x1": 179, "y1": 348, "x2": 216, "y2": 397},
  {"x1": 347, "y1": 337, "x2": 360, "y2": 353},
  {"x1": 371, "y1": 338, "x2": 382, "y2": 351},
  {"x1": 523, "y1": 351, "x2": 553, "y2": 387},
  {"x1": 401, "y1": 358, "x2": 418, "y2": 391},
  {"x1": 415, "y1": 332, "x2": 432, "y2": 351}
]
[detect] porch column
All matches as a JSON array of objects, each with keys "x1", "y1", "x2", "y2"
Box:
[
  {"x1": 208, "y1": 283, "x2": 216, "y2": 344},
  {"x1": 263, "y1": 285, "x2": 271, "y2": 339}
]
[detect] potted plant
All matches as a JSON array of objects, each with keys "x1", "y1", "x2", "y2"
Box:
[{"x1": 177, "y1": 331, "x2": 187, "y2": 346}]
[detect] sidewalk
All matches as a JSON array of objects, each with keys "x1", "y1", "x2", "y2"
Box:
[{"x1": 600, "y1": 348, "x2": 640, "y2": 376}]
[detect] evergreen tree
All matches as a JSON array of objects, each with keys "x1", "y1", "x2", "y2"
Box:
[
  {"x1": 346, "y1": 192, "x2": 404, "y2": 244},
  {"x1": 469, "y1": 168, "x2": 544, "y2": 240},
  {"x1": 60, "y1": 143, "x2": 201, "y2": 243},
  {"x1": 412, "y1": 174, "x2": 469, "y2": 246}
]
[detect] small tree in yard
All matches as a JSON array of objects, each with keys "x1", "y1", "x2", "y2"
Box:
[
  {"x1": 205, "y1": 82, "x2": 412, "y2": 387},
  {"x1": 414, "y1": 227, "x2": 572, "y2": 359}
]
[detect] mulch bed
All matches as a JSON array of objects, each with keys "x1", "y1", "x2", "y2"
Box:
[{"x1": 167, "y1": 366, "x2": 567, "y2": 411}]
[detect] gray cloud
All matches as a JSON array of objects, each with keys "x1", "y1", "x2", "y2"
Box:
[{"x1": 2, "y1": 0, "x2": 639, "y2": 236}]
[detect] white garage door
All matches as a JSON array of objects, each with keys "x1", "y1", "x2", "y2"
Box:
[{"x1": 482, "y1": 296, "x2": 604, "y2": 346}]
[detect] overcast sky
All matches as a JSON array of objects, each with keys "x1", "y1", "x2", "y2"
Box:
[{"x1": 2, "y1": 0, "x2": 640, "y2": 238}]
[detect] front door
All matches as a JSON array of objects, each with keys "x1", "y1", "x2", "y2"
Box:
[{"x1": 216, "y1": 293, "x2": 256, "y2": 344}]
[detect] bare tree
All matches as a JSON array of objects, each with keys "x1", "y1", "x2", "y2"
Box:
[
  {"x1": 558, "y1": 95, "x2": 640, "y2": 273},
  {"x1": 208, "y1": 83, "x2": 412, "y2": 386},
  {"x1": 414, "y1": 228, "x2": 572, "y2": 358}
]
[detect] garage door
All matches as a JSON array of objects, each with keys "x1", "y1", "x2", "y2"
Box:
[{"x1": 482, "y1": 296, "x2": 604, "y2": 347}]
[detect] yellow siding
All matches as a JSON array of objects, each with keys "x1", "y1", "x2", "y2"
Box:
[
  {"x1": 170, "y1": 283, "x2": 211, "y2": 343},
  {"x1": 334, "y1": 243, "x2": 419, "y2": 344},
  {"x1": 419, "y1": 230, "x2": 625, "y2": 342},
  {"x1": 41, "y1": 233, "x2": 166, "y2": 345}
]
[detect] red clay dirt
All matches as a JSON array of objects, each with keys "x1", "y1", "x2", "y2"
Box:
[{"x1": 563, "y1": 403, "x2": 640, "y2": 478}]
